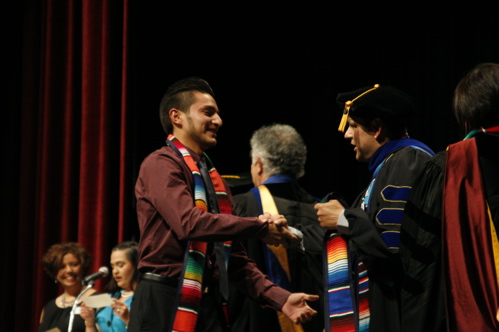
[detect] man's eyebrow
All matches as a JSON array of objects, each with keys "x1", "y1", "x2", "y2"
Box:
[{"x1": 205, "y1": 105, "x2": 220, "y2": 113}]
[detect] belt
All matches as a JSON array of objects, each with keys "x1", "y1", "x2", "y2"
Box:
[{"x1": 140, "y1": 272, "x2": 178, "y2": 288}]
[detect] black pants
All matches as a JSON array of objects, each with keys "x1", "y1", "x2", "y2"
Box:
[{"x1": 128, "y1": 278, "x2": 229, "y2": 332}]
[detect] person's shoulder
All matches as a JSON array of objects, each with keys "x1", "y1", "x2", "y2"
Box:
[
  {"x1": 400, "y1": 143, "x2": 433, "y2": 155},
  {"x1": 408, "y1": 148, "x2": 446, "y2": 173},
  {"x1": 43, "y1": 297, "x2": 58, "y2": 309},
  {"x1": 109, "y1": 290, "x2": 121, "y2": 298},
  {"x1": 429, "y1": 150, "x2": 447, "y2": 167},
  {"x1": 382, "y1": 144, "x2": 435, "y2": 177},
  {"x1": 267, "y1": 182, "x2": 319, "y2": 204},
  {"x1": 406, "y1": 149, "x2": 447, "y2": 181},
  {"x1": 390, "y1": 143, "x2": 434, "y2": 162},
  {"x1": 233, "y1": 190, "x2": 254, "y2": 215},
  {"x1": 233, "y1": 191, "x2": 251, "y2": 201},
  {"x1": 140, "y1": 145, "x2": 182, "y2": 168},
  {"x1": 144, "y1": 145, "x2": 176, "y2": 159}
]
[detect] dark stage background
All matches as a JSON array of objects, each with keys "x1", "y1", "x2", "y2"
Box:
[{"x1": 3, "y1": 2, "x2": 499, "y2": 331}]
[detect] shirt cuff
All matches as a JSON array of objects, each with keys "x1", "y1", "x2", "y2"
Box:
[
  {"x1": 337, "y1": 209, "x2": 350, "y2": 235},
  {"x1": 261, "y1": 285, "x2": 291, "y2": 311}
]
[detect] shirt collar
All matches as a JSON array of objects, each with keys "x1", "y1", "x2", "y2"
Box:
[{"x1": 262, "y1": 174, "x2": 297, "y2": 185}]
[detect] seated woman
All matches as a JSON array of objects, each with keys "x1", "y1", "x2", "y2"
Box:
[
  {"x1": 80, "y1": 241, "x2": 139, "y2": 331},
  {"x1": 38, "y1": 242, "x2": 98, "y2": 332}
]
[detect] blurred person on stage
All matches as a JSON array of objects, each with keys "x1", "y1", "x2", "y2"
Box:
[
  {"x1": 38, "y1": 242, "x2": 98, "y2": 332},
  {"x1": 80, "y1": 241, "x2": 139, "y2": 331}
]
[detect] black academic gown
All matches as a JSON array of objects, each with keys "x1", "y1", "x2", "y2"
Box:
[
  {"x1": 229, "y1": 181, "x2": 326, "y2": 332},
  {"x1": 342, "y1": 145, "x2": 433, "y2": 332},
  {"x1": 400, "y1": 134, "x2": 499, "y2": 332}
]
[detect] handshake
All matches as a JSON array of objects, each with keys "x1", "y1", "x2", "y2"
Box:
[{"x1": 258, "y1": 212, "x2": 304, "y2": 250}]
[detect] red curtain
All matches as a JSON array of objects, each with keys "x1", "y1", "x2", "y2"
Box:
[{"x1": 3, "y1": 1, "x2": 132, "y2": 331}]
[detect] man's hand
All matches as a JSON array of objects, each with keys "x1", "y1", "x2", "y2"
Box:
[
  {"x1": 314, "y1": 199, "x2": 345, "y2": 230},
  {"x1": 281, "y1": 293, "x2": 319, "y2": 324},
  {"x1": 259, "y1": 213, "x2": 299, "y2": 247}
]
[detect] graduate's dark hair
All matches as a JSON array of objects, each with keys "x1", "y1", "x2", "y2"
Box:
[{"x1": 159, "y1": 77, "x2": 215, "y2": 135}]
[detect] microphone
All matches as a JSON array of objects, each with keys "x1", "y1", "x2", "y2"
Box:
[{"x1": 81, "y1": 266, "x2": 109, "y2": 286}]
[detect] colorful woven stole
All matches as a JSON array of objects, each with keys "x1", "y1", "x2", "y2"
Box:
[
  {"x1": 256, "y1": 185, "x2": 305, "y2": 332},
  {"x1": 443, "y1": 137, "x2": 499, "y2": 331},
  {"x1": 322, "y1": 194, "x2": 370, "y2": 332},
  {"x1": 167, "y1": 135, "x2": 232, "y2": 332}
]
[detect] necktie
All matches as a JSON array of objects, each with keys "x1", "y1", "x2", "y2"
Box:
[{"x1": 198, "y1": 158, "x2": 229, "y2": 300}]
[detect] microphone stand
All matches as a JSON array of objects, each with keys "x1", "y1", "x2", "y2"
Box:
[{"x1": 68, "y1": 282, "x2": 93, "y2": 332}]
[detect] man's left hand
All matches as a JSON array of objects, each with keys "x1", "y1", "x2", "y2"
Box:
[
  {"x1": 314, "y1": 199, "x2": 345, "y2": 230},
  {"x1": 281, "y1": 292, "x2": 319, "y2": 324}
]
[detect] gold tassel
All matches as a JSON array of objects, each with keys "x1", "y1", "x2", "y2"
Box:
[
  {"x1": 338, "y1": 84, "x2": 380, "y2": 133},
  {"x1": 338, "y1": 102, "x2": 351, "y2": 132}
]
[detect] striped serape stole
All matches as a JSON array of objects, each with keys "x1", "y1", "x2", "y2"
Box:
[
  {"x1": 325, "y1": 231, "x2": 354, "y2": 331},
  {"x1": 324, "y1": 231, "x2": 370, "y2": 332},
  {"x1": 320, "y1": 191, "x2": 370, "y2": 332},
  {"x1": 167, "y1": 135, "x2": 232, "y2": 332},
  {"x1": 257, "y1": 185, "x2": 305, "y2": 332},
  {"x1": 357, "y1": 261, "x2": 370, "y2": 331}
]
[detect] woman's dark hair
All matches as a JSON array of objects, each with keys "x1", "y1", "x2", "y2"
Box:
[
  {"x1": 41, "y1": 242, "x2": 91, "y2": 280},
  {"x1": 453, "y1": 62, "x2": 499, "y2": 135},
  {"x1": 105, "y1": 241, "x2": 140, "y2": 294}
]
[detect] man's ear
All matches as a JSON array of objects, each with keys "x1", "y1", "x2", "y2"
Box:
[
  {"x1": 170, "y1": 108, "x2": 183, "y2": 127},
  {"x1": 373, "y1": 118, "x2": 383, "y2": 140},
  {"x1": 254, "y1": 156, "x2": 264, "y2": 175}
]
